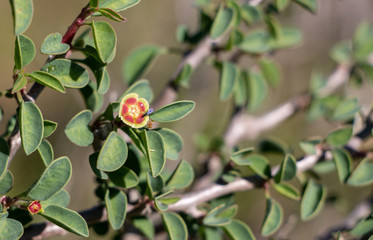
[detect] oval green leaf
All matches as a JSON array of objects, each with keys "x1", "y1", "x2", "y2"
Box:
[
  {"x1": 27, "y1": 156, "x2": 72, "y2": 200},
  {"x1": 14, "y1": 34, "x2": 35, "y2": 70},
  {"x1": 239, "y1": 29, "x2": 271, "y2": 54},
  {"x1": 272, "y1": 182, "x2": 300, "y2": 200},
  {"x1": 161, "y1": 212, "x2": 188, "y2": 240},
  {"x1": 132, "y1": 216, "x2": 154, "y2": 240},
  {"x1": 42, "y1": 59, "x2": 89, "y2": 88},
  {"x1": 41, "y1": 32, "x2": 70, "y2": 55},
  {"x1": 0, "y1": 138, "x2": 9, "y2": 179},
  {"x1": 19, "y1": 101, "x2": 44, "y2": 155},
  {"x1": 92, "y1": 21, "x2": 117, "y2": 63},
  {"x1": 203, "y1": 204, "x2": 237, "y2": 227},
  {"x1": 28, "y1": 70, "x2": 66, "y2": 93},
  {"x1": 41, "y1": 205, "x2": 88, "y2": 237},
  {"x1": 10, "y1": 0, "x2": 33, "y2": 35},
  {"x1": 210, "y1": 5, "x2": 234, "y2": 39},
  {"x1": 326, "y1": 126, "x2": 353, "y2": 147},
  {"x1": 122, "y1": 79, "x2": 154, "y2": 102},
  {"x1": 97, "y1": 131, "x2": 128, "y2": 172},
  {"x1": 98, "y1": 0, "x2": 140, "y2": 13},
  {"x1": 347, "y1": 158, "x2": 373, "y2": 186},
  {"x1": 105, "y1": 188, "x2": 127, "y2": 230},
  {"x1": 259, "y1": 58, "x2": 280, "y2": 87},
  {"x1": 166, "y1": 160, "x2": 194, "y2": 190},
  {"x1": 223, "y1": 219, "x2": 256, "y2": 240},
  {"x1": 0, "y1": 218, "x2": 23, "y2": 240},
  {"x1": 64, "y1": 110, "x2": 94, "y2": 147},
  {"x1": 230, "y1": 148, "x2": 254, "y2": 164},
  {"x1": 96, "y1": 66, "x2": 110, "y2": 94},
  {"x1": 0, "y1": 171, "x2": 13, "y2": 194},
  {"x1": 155, "y1": 128, "x2": 183, "y2": 160},
  {"x1": 43, "y1": 120, "x2": 58, "y2": 138},
  {"x1": 37, "y1": 139, "x2": 54, "y2": 166},
  {"x1": 261, "y1": 198, "x2": 283, "y2": 236},
  {"x1": 98, "y1": 8, "x2": 126, "y2": 22},
  {"x1": 145, "y1": 130, "x2": 166, "y2": 177},
  {"x1": 149, "y1": 101, "x2": 195, "y2": 122},
  {"x1": 11, "y1": 74, "x2": 27, "y2": 94},
  {"x1": 41, "y1": 189, "x2": 70, "y2": 208},
  {"x1": 333, "y1": 98, "x2": 360, "y2": 121},
  {"x1": 274, "y1": 154, "x2": 297, "y2": 183},
  {"x1": 108, "y1": 165, "x2": 139, "y2": 188},
  {"x1": 146, "y1": 172, "x2": 164, "y2": 197},
  {"x1": 332, "y1": 148, "x2": 352, "y2": 184},
  {"x1": 220, "y1": 61, "x2": 238, "y2": 101},
  {"x1": 247, "y1": 71, "x2": 268, "y2": 111},
  {"x1": 232, "y1": 154, "x2": 271, "y2": 179},
  {"x1": 300, "y1": 180, "x2": 327, "y2": 221}
]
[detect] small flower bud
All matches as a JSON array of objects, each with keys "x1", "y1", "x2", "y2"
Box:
[{"x1": 27, "y1": 201, "x2": 44, "y2": 215}]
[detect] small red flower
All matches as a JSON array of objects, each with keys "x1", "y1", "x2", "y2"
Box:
[
  {"x1": 119, "y1": 93, "x2": 150, "y2": 128},
  {"x1": 27, "y1": 200, "x2": 43, "y2": 215}
]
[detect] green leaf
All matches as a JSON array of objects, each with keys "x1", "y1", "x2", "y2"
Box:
[
  {"x1": 41, "y1": 189, "x2": 70, "y2": 208},
  {"x1": 210, "y1": 5, "x2": 234, "y2": 39},
  {"x1": 261, "y1": 198, "x2": 283, "y2": 236},
  {"x1": 299, "y1": 137, "x2": 322, "y2": 155},
  {"x1": 41, "y1": 205, "x2": 89, "y2": 237},
  {"x1": 80, "y1": 81, "x2": 104, "y2": 113},
  {"x1": 203, "y1": 204, "x2": 237, "y2": 227},
  {"x1": 90, "y1": 0, "x2": 99, "y2": 8},
  {"x1": 272, "y1": 182, "x2": 300, "y2": 200},
  {"x1": 259, "y1": 58, "x2": 280, "y2": 87},
  {"x1": 0, "y1": 171, "x2": 13, "y2": 194},
  {"x1": 222, "y1": 219, "x2": 256, "y2": 240},
  {"x1": 98, "y1": 8, "x2": 126, "y2": 22},
  {"x1": 122, "y1": 79, "x2": 153, "y2": 103},
  {"x1": 219, "y1": 61, "x2": 238, "y2": 101},
  {"x1": 132, "y1": 216, "x2": 154, "y2": 240},
  {"x1": 40, "y1": 32, "x2": 70, "y2": 55},
  {"x1": 43, "y1": 120, "x2": 58, "y2": 138},
  {"x1": 146, "y1": 172, "x2": 164, "y2": 197},
  {"x1": 14, "y1": 34, "x2": 35, "y2": 69},
  {"x1": 105, "y1": 188, "x2": 127, "y2": 230},
  {"x1": 274, "y1": 154, "x2": 297, "y2": 183},
  {"x1": 27, "y1": 156, "x2": 72, "y2": 200},
  {"x1": 28, "y1": 70, "x2": 66, "y2": 93},
  {"x1": 240, "y1": 4, "x2": 261, "y2": 25},
  {"x1": 175, "y1": 64, "x2": 193, "y2": 88},
  {"x1": 166, "y1": 160, "x2": 194, "y2": 190},
  {"x1": 149, "y1": 101, "x2": 195, "y2": 122},
  {"x1": 258, "y1": 138, "x2": 287, "y2": 155},
  {"x1": 203, "y1": 227, "x2": 223, "y2": 240},
  {"x1": 0, "y1": 218, "x2": 23, "y2": 240},
  {"x1": 92, "y1": 21, "x2": 117, "y2": 63},
  {"x1": 89, "y1": 152, "x2": 108, "y2": 180},
  {"x1": 347, "y1": 158, "x2": 373, "y2": 186},
  {"x1": 300, "y1": 180, "x2": 327, "y2": 221},
  {"x1": 155, "y1": 191, "x2": 174, "y2": 211},
  {"x1": 247, "y1": 71, "x2": 268, "y2": 111},
  {"x1": 11, "y1": 74, "x2": 27, "y2": 94},
  {"x1": 233, "y1": 70, "x2": 247, "y2": 106},
  {"x1": 230, "y1": 148, "x2": 254, "y2": 164},
  {"x1": 161, "y1": 212, "x2": 188, "y2": 240},
  {"x1": 108, "y1": 165, "x2": 139, "y2": 188},
  {"x1": 37, "y1": 139, "x2": 54, "y2": 166},
  {"x1": 64, "y1": 110, "x2": 94, "y2": 147},
  {"x1": 42, "y1": 59, "x2": 90, "y2": 88},
  {"x1": 98, "y1": 0, "x2": 140, "y2": 13},
  {"x1": 155, "y1": 128, "x2": 183, "y2": 160},
  {"x1": 98, "y1": 131, "x2": 128, "y2": 172},
  {"x1": 326, "y1": 126, "x2": 353, "y2": 147},
  {"x1": 332, "y1": 148, "x2": 352, "y2": 184},
  {"x1": 330, "y1": 41, "x2": 352, "y2": 64},
  {"x1": 353, "y1": 22, "x2": 373, "y2": 61},
  {"x1": 292, "y1": 0, "x2": 318, "y2": 14},
  {"x1": 275, "y1": 0, "x2": 290, "y2": 11},
  {"x1": 19, "y1": 101, "x2": 44, "y2": 155},
  {"x1": 96, "y1": 66, "x2": 110, "y2": 94},
  {"x1": 239, "y1": 29, "x2": 270, "y2": 54},
  {"x1": 0, "y1": 138, "x2": 9, "y2": 179},
  {"x1": 270, "y1": 27, "x2": 302, "y2": 49},
  {"x1": 10, "y1": 0, "x2": 33, "y2": 35},
  {"x1": 233, "y1": 154, "x2": 271, "y2": 179},
  {"x1": 144, "y1": 130, "x2": 166, "y2": 177},
  {"x1": 350, "y1": 216, "x2": 373, "y2": 237},
  {"x1": 333, "y1": 98, "x2": 360, "y2": 121},
  {"x1": 122, "y1": 45, "x2": 164, "y2": 85}
]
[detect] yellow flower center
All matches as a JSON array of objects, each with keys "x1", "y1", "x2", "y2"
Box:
[{"x1": 128, "y1": 105, "x2": 140, "y2": 117}]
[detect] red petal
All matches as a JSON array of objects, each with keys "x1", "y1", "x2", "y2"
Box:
[
  {"x1": 136, "y1": 117, "x2": 144, "y2": 124},
  {"x1": 137, "y1": 101, "x2": 146, "y2": 112},
  {"x1": 121, "y1": 104, "x2": 129, "y2": 115},
  {"x1": 124, "y1": 115, "x2": 134, "y2": 123},
  {"x1": 125, "y1": 97, "x2": 137, "y2": 105}
]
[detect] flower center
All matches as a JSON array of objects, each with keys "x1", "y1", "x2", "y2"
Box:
[{"x1": 128, "y1": 105, "x2": 140, "y2": 117}]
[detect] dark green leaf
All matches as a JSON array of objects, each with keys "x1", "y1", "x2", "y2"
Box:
[
  {"x1": 92, "y1": 21, "x2": 117, "y2": 63},
  {"x1": 161, "y1": 212, "x2": 188, "y2": 240},
  {"x1": 333, "y1": 98, "x2": 360, "y2": 121},
  {"x1": 175, "y1": 64, "x2": 193, "y2": 88},
  {"x1": 11, "y1": 74, "x2": 27, "y2": 94},
  {"x1": 122, "y1": 79, "x2": 153, "y2": 103},
  {"x1": 237, "y1": 154, "x2": 271, "y2": 179},
  {"x1": 43, "y1": 120, "x2": 58, "y2": 138},
  {"x1": 292, "y1": 0, "x2": 318, "y2": 14},
  {"x1": 19, "y1": 101, "x2": 44, "y2": 155},
  {"x1": 144, "y1": 130, "x2": 166, "y2": 177},
  {"x1": 146, "y1": 172, "x2": 164, "y2": 197},
  {"x1": 89, "y1": 152, "x2": 108, "y2": 180},
  {"x1": 41, "y1": 189, "x2": 70, "y2": 208},
  {"x1": 10, "y1": 0, "x2": 33, "y2": 35},
  {"x1": 0, "y1": 138, "x2": 9, "y2": 179},
  {"x1": 272, "y1": 183, "x2": 300, "y2": 200},
  {"x1": 132, "y1": 216, "x2": 154, "y2": 239},
  {"x1": 14, "y1": 34, "x2": 35, "y2": 69},
  {"x1": 300, "y1": 180, "x2": 327, "y2": 220},
  {"x1": 41, "y1": 205, "x2": 89, "y2": 237},
  {"x1": 220, "y1": 61, "x2": 238, "y2": 101},
  {"x1": 155, "y1": 128, "x2": 183, "y2": 160},
  {"x1": 80, "y1": 81, "x2": 104, "y2": 113},
  {"x1": 222, "y1": 219, "x2": 256, "y2": 240},
  {"x1": 105, "y1": 188, "x2": 127, "y2": 230},
  {"x1": 27, "y1": 156, "x2": 72, "y2": 200},
  {"x1": 98, "y1": 0, "x2": 140, "y2": 13},
  {"x1": 247, "y1": 71, "x2": 268, "y2": 111},
  {"x1": 261, "y1": 198, "x2": 283, "y2": 236},
  {"x1": 332, "y1": 148, "x2": 352, "y2": 184},
  {"x1": 98, "y1": 131, "x2": 128, "y2": 172},
  {"x1": 274, "y1": 154, "x2": 297, "y2": 183},
  {"x1": 0, "y1": 171, "x2": 13, "y2": 194},
  {"x1": 210, "y1": 5, "x2": 234, "y2": 39},
  {"x1": 258, "y1": 138, "x2": 287, "y2": 155},
  {"x1": 37, "y1": 139, "x2": 54, "y2": 166},
  {"x1": 64, "y1": 110, "x2": 94, "y2": 147},
  {"x1": 203, "y1": 204, "x2": 237, "y2": 227},
  {"x1": 154, "y1": 191, "x2": 174, "y2": 211},
  {"x1": 326, "y1": 126, "x2": 353, "y2": 147},
  {"x1": 347, "y1": 158, "x2": 373, "y2": 186},
  {"x1": 90, "y1": 0, "x2": 99, "y2": 8},
  {"x1": 108, "y1": 165, "x2": 139, "y2": 188},
  {"x1": 149, "y1": 101, "x2": 195, "y2": 122},
  {"x1": 166, "y1": 160, "x2": 194, "y2": 190},
  {"x1": 40, "y1": 32, "x2": 70, "y2": 55},
  {"x1": 0, "y1": 218, "x2": 23, "y2": 240},
  {"x1": 28, "y1": 71, "x2": 66, "y2": 93}
]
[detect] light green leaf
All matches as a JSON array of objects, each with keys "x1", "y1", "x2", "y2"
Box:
[
  {"x1": 166, "y1": 160, "x2": 194, "y2": 190},
  {"x1": 144, "y1": 130, "x2": 166, "y2": 177},
  {"x1": 41, "y1": 189, "x2": 70, "y2": 208},
  {"x1": 272, "y1": 182, "x2": 300, "y2": 200},
  {"x1": 27, "y1": 156, "x2": 72, "y2": 201},
  {"x1": 261, "y1": 198, "x2": 283, "y2": 236},
  {"x1": 161, "y1": 212, "x2": 188, "y2": 240},
  {"x1": 98, "y1": 8, "x2": 126, "y2": 22},
  {"x1": 203, "y1": 204, "x2": 237, "y2": 227},
  {"x1": 326, "y1": 126, "x2": 353, "y2": 147},
  {"x1": 43, "y1": 120, "x2": 58, "y2": 138},
  {"x1": 105, "y1": 188, "x2": 127, "y2": 230},
  {"x1": 123, "y1": 45, "x2": 165, "y2": 85},
  {"x1": 0, "y1": 138, "x2": 9, "y2": 179},
  {"x1": 330, "y1": 41, "x2": 352, "y2": 64},
  {"x1": 11, "y1": 74, "x2": 27, "y2": 94},
  {"x1": 10, "y1": 0, "x2": 33, "y2": 35},
  {"x1": 275, "y1": 0, "x2": 290, "y2": 11},
  {"x1": 299, "y1": 137, "x2": 322, "y2": 155},
  {"x1": 230, "y1": 148, "x2": 254, "y2": 164},
  {"x1": 240, "y1": 4, "x2": 261, "y2": 25},
  {"x1": 350, "y1": 217, "x2": 373, "y2": 237},
  {"x1": 223, "y1": 219, "x2": 256, "y2": 240},
  {"x1": 239, "y1": 29, "x2": 270, "y2": 54},
  {"x1": 42, "y1": 59, "x2": 89, "y2": 88},
  {"x1": 347, "y1": 158, "x2": 373, "y2": 186},
  {"x1": 92, "y1": 21, "x2": 117, "y2": 63},
  {"x1": 41, "y1": 32, "x2": 70, "y2": 55},
  {"x1": 98, "y1": 0, "x2": 140, "y2": 13},
  {"x1": 64, "y1": 110, "x2": 94, "y2": 147},
  {"x1": 0, "y1": 218, "x2": 23, "y2": 240},
  {"x1": 19, "y1": 101, "x2": 44, "y2": 155},
  {"x1": 247, "y1": 71, "x2": 268, "y2": 111},
  {"x1": 332, "y1": 149, "x2": 352, "y2": 184},
  {"x1": 122, "y1": 79, "x2": 153, "y2": 103},
  {"x1": 149, "y1": 101, "x2": 195, "y2": 122},
  {"x1": 274, "y1": 154, "x2": 297, "y2": 183},
  {"x1": 14, "y1": 34, "x2": 35, "y2": 69},
  {"x1": 220, "y1": 61, "x2": 238, "y2": 101},
  {"x1": 0, "y1": 171, "x2": 13, "y2": 194},
  {"x1": 300, "y1": 180, "x2": 327, "y2": 221},
  {"x1": 353, "y1": 22, "x2": 373, "y2": 61},
  {"x1": 108, "y1": 165, "x2": 139, "y2": 188},
  {"x1": 98, "y1": 131, "x2": 128, "y2": 172},
  {"x1": 95, "y1": 66, "x2": 110, "y2": 94},
  {"x1": 210, "y1": 5, "x2": 234, "y2": 39},
  {"x1": 292, "y1": 0, "x2": 318, "y2": 14},
  {"x1": 155, "y1": 128, "x2": 183, "y2": 160},
  {"x1": 259, "y1": 58, "x2": 280, "y2": 87},
  {"x1": 37, "y1": 139, "x2": 54, "y2": 166},
  {"x1": 132, "y1": 216, "x2": 155, "y2": 240},
  {"x1": 333, "y1": 98, "x2": 360, "y2": 121},
  {"x1": 41, "y1": 205, "x2": 89, "y2": 237},
  {"x1": 270, "y1": 27, "x2": 302, "y2": 49},
  {"x1": 28, "y1": 70, "x2": 66, "y2": 93},
  {"x1": 233, "y1": 71, "x2": 247, "y2": 106},
  {"x1": 175, "y1": 64, "x2": 193, "y2": 88}
]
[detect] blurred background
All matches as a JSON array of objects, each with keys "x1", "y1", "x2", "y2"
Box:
[{"x1": 0, "y1": 0, "x2": 373, "y2": 239}]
